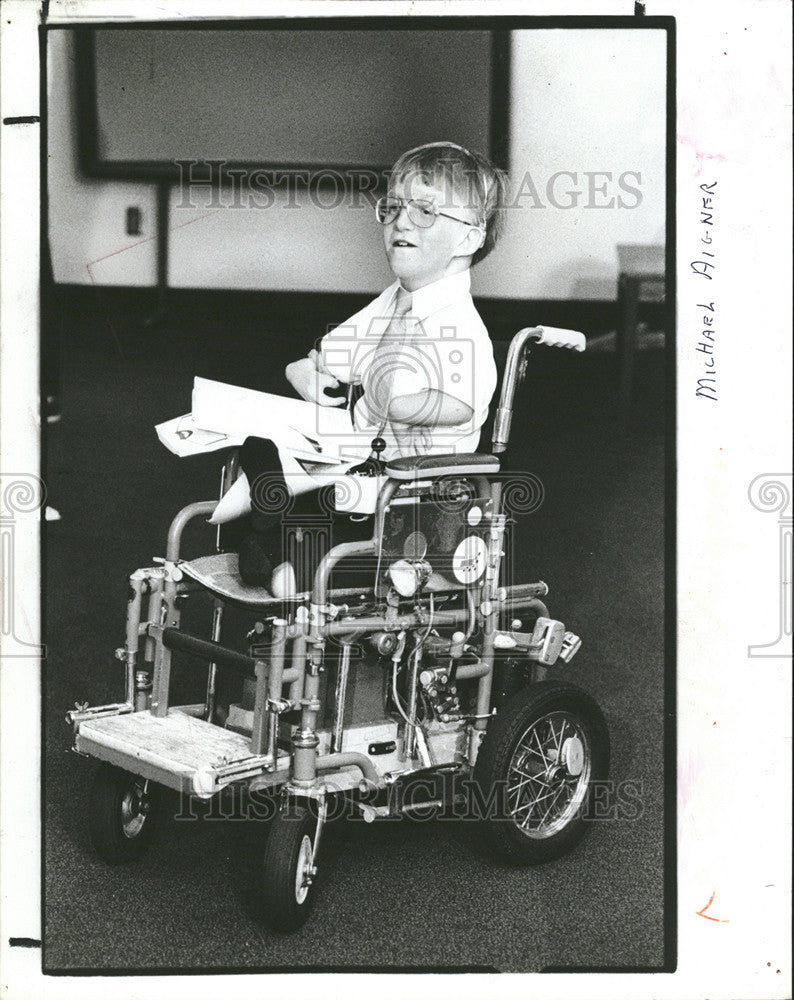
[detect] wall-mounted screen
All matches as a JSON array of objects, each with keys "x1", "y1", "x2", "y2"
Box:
[{"x1": 78, "y1": 25, "x2": 509, "y2": 179}]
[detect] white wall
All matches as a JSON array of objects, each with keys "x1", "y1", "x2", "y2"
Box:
[
  {"x1": 48, "y1": 28, "x2": 666, "y2": 299},
  {"x1": 47, "y1": 30, "x2": 158, "y2": 287}
]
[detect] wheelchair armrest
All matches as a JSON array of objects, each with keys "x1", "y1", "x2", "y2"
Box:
[{"x1": 384, "y1": 452, "x2": 500, "y2": 481}]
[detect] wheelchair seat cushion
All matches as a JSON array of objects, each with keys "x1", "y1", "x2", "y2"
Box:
[{"x1": 385, "y1": 452, "x2": 500, "y2": 481}]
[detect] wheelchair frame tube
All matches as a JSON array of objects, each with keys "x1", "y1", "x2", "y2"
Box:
[
  {"x1": 148, "y1": 501, "x2": 217, "y2": 717},
  {"x1": 330, "y1": 642, "x2": 352, "y2": 754},
  {"x1": 314, "y1": 752, "x2": 380, "y2": 788},
  {"x1": 288, "y1": 619, "x2": 308, "y2": 704},
  {"x1": 291, "y1": 637, "x2": 324, "y2": 786},
  {"x1": 123, "y1": 573, "x2": 144, "y2": 708},
  {"x1": 265, "y1": 619, "x2": 289, "y2": 752},
  {"x1": 311, "y1": 537, "x2": 378, "y2": 625},
  {"x1": 251, "y1": 659, "x2": 269, "y2": 755},
  {"x1": 491, "y1": 328, "x2": 541, "y2": 454},
  {"x1": 474, "y1": 480, "x2": 504, "y2": 729},
  {"x1": 166, "y1": 501, "x2": 217, "y2": 563},
  {"x1": 143, "y1": 572, "x2": 164, "y2": 663},
  {"x1": 204, "y1": 599, "x2": 224, "y2": 722},
  {"x1": 158, "y1": 627, "x2": 259, "y2": 675}
]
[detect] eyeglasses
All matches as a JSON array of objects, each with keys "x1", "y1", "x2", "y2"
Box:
[{"x1": 375, "y1": 197, "x2": 480, "y2": 230}]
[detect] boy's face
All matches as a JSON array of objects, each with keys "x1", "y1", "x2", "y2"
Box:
[{"x1": 383, "y1": 172, "x2": 482, "y2": 291}]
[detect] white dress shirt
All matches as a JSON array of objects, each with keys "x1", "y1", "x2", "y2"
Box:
[{"x1": 319, "y1": 269, "x2": 497, "y2": 460}]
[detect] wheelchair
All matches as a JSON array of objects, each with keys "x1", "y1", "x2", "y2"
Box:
[{"x1": 67, "y1": 324, "x2": 610, "y2": 932}]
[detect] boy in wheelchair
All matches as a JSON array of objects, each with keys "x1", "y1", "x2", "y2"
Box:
[
  {"x1": 68, "y1": 141, "x2": 607, "y2": 934},
  {"x1": 234, "y1": 141, "x2": 506, "y2": 597}
]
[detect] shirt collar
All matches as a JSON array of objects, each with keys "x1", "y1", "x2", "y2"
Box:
[{"x1": 388, "y1": 269, "x2": 472, "y2": 320}]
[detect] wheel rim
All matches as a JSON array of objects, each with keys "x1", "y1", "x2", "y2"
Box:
[
  {"x1": 120, "y1": 779, "x2": 149, "y2": 839},
  {"x1": 506, "y1": 710, "x2": 592, "y2": 839},
  {"x1": 294, "y1": 834, "x2": 313, "y2": 905}
]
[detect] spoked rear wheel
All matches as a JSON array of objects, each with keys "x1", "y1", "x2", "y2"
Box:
[
  {"x1": 88, "y1": 763, "x2": 159, "y2": 864},
  {"x1": 473, "y1": 681, "x2": 610, "y2": 864},
  {"x1": 260, "y1": 803, "x2": 318, "y2": 932}
]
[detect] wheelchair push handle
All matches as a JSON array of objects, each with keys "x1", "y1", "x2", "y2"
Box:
[
  {"x1": 527, "y1": 326, "x2": 586, "y2": 353},
  {"x1": 491, "y1": 325, "x2": 586, "y2": 454}
]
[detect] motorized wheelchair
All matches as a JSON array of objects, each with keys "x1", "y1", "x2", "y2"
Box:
[{"x1": 67, "y1": 324, "x2": 610, "y2": 932}]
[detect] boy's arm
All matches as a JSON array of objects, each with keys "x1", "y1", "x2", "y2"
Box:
[{"x1": 388, "y1": 389, "x2": 473, "y2": 427}]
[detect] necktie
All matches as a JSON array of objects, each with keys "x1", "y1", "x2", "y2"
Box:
[{"x1": 366, "y1": 286, "x2": 413, "y2": 421}]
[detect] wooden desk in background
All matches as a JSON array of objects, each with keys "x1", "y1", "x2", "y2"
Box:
[{"x1": 617, "y1": 243, "x2": 666, "y2": 427}]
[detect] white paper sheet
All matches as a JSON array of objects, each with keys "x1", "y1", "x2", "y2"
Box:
[
  {"x1": 192, "y1": 376, "x2": 357, "y2": 457},
  {"x1": 154, "y1": 412, "x2": 245, "y2": 457}
]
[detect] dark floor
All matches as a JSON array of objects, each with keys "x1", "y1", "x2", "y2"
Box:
[{"x1": 42, "y1": 301, "x2": 668, "y2": 973}]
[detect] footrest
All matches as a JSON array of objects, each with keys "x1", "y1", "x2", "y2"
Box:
[
  {"x1": 75, "y1": 708, "x2": 287, "y2": 797},
  {"x1": 179, "y1": 553, "x2": 378, "y2": 606},
  {"x1": 180, "y1": 552, "x2": 279, "y2": 605}
]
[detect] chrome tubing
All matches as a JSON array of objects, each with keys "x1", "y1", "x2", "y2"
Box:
[
  {"x1": 311, "y1": 537, "x2": 377, "y2": 634},
  {"x1": 204, "y1": 599, "x2": 224, "y2": 722},
  {"x1": 264, "y1": 620, "x2": 289, "y2": 758},
  {"x1": 330, "y1": 643, "x2": 353, "y2": 753},
  {"x1": 66, "y1": 701, "x2": 134, "y2": 728},
  {"x1": 314, "y1": 752, "x2": 380, "y2": 788},
  {"x1": 491, "y1": 327, "x2": 542, "y2": 454},
  {"x1": 142, "y1": 571, "x2": 164, "y2": 662},
  {"x1": 123, "y1": 573, "x2": 144, "y2": 708},
  {"x1": 403, "y1": 644, "x2": 423, "y2": 762},
  {"x1": 165, "y1": 501, "x2": 218, "y2": 563}
]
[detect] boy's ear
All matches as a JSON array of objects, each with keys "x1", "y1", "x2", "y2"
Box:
[{"x1": 453, "y1": 225, "x2": 486, "y2": 259}]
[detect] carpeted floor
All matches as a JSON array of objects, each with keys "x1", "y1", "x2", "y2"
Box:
[{"x1": 42, "y1": 302, "x2": 668, "y2": 973}]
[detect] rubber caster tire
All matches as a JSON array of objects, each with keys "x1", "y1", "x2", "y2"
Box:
[
  {"x1": 260, "y1": 804, "x2": 318, "y2": 932},
  {"x1": 88, "y1": 763, "x2": 159, "y2": 864},
  {"x1": 472, "y1": 680, "x2": 610, "y2": 865}
]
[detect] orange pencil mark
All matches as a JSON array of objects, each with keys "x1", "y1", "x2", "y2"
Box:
[
  {"x1": 696, "y1": 890, "x2": 729, "y2": 922},
  {"x1": 87, "y1": 208, "x2": 223, "y2": 266}
]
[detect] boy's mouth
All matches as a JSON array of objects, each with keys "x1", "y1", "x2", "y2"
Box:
[{"x1": 391, "y1": 239, "x2": 416, "y2": 248}]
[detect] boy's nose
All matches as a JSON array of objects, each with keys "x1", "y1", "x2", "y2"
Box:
[{"x1": 393, "y1": 203, "x2": 414, "y2": 229}]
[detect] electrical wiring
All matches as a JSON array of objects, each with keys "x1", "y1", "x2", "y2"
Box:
[{"x1": 390, "y1": 594, "x2": 435, "y2": 728}]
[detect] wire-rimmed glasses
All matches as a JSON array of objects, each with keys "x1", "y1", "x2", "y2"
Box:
[{"x1": 375, "y1": 196, "x2": 480, "y2": 230}]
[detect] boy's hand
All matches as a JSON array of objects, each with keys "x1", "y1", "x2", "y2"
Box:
[{"x1": 286, "y1": 352, "x2": 345, "y2": 406}]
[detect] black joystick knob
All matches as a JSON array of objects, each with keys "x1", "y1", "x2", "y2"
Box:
[{"x1": 346, "y1": 436, "x2": 387, "y2": 478}]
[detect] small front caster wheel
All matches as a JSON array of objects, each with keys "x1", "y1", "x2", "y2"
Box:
[
  {"x1": 88, "y1": 763, "x2": 159, "y2": 864},
  {"x1": 260, "y1": 804, "x2": 318, "y2": 932},
  {"x1": 473, "y1": 681, "x2": 610, "y2": 865}
]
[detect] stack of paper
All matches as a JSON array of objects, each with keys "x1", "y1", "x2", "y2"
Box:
[
  {"x1": 155, "y1": 413, "x2": 245, "y2": 458},
  {"x1": 156, "y1": 378, "x2": 356, "y2": 462},
  {"x1": 155, "y1": 377, "x2": 386, "y2": 517}
]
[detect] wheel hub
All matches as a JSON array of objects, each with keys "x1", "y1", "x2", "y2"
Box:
[
  {"x1": 121, "y1": 782, "x2": 149, "y2": 838},
  {"x1": 506, "y1": 710, "x2": 592, "y2": 838},
  {"x1": 294, "y1": 835, "x2": 314, "y2": 905},
  {"x1": 562, "y1": 735, "x2": 585, "y2": 776}
]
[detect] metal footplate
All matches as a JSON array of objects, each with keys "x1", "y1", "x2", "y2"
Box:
[{"x1": 74, "y1": 708, "x2": 290, "y2": 798}]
